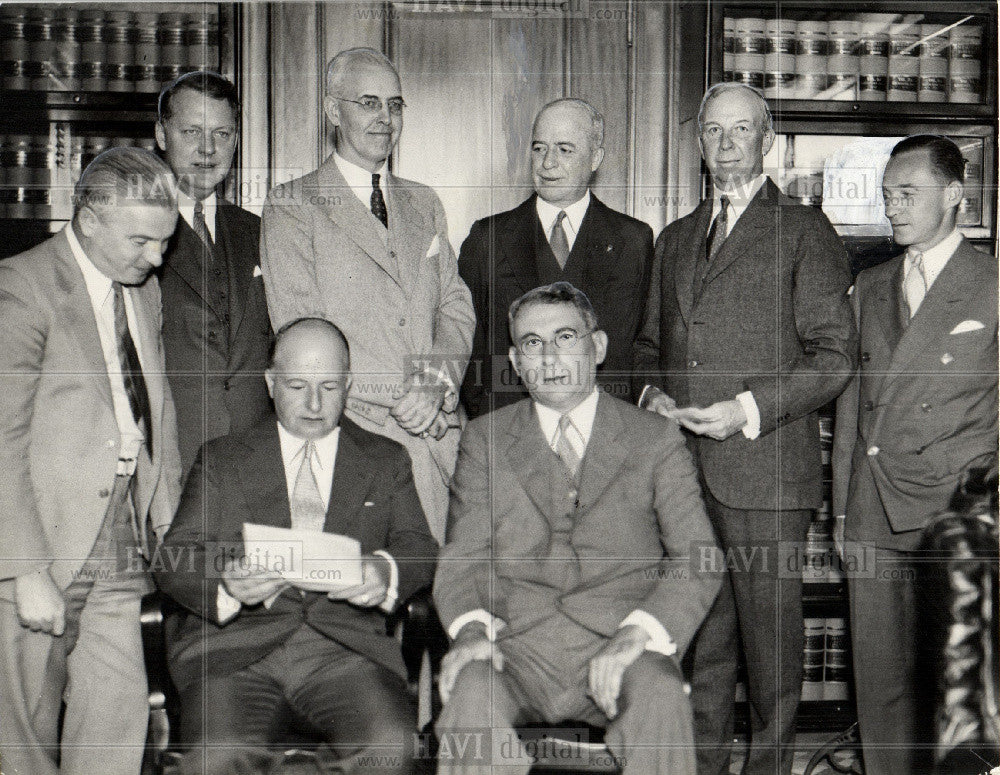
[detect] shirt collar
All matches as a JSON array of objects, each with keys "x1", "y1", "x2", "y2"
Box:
[
  {"x1": 536, "y1": 190, "x2": 591, "y2": 237},
  {"x1": 66, "y1": 222, "x2": 114, "y2": 309},
  {"x1": 534, "y1": 387, "x2": 601, "y2": 449},
  {"x1": 908, "y1": 228, "x2": 962, "y2": 289},
  {"x1": 714, "y1": 173, "x2": 767, "y2": 220},
  {"x1": 335, "y1": 151, "x2": 387, "y2": 195},
  {"x1": 176, "y1": 190, "x2": 216, "y2": 235},
  {"x1": 276, "y1": 421, "x2": 341, "y2": 473}
]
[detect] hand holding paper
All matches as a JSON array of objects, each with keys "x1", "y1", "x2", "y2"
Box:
[
  {"x1": 241, "y1": 523, "x2": 364, "y2": 593},
  {"x1": 326, "y1": 555, "x2": 390, "y2": 607}
]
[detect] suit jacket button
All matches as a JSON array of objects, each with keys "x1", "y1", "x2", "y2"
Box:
[
  {"x1": 106, "y1": 439, "x2": 115, "y2": 448},
  {"x1": 689, "y1": 359, "x2": 699, "y2": 367},
  {"x1": 921, "y1": 403, "x2": 931, "y2": 412},
  {"x1": 224, "y1": 379, "x2": 231, "y2": 390},
  {"x1": 867, "y1": 445, "x2": 879, "y2": 456},
  {"x1": 390, "y1": 250, "x2": 397, "y2": 259},
  {"x1": 98, "y1": 488, "x2": 110, "y2": 498},
  {"x1": 863, "y1": 400, "x2": 874, "y2": 411},
  {"x1": 861, "y1": 352, "x2": 871, "y2": 362},
  {"x1": 398, "y1": 318, "x2": 406, "y2": 326}
]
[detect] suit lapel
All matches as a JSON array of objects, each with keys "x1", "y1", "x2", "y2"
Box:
[
  {"x1": 324, "y1": 420, "x2": 376, "y2": 536},
  {"x1": 237, "y1": 420, "x2": 293, "y2": 530},
  {"x1": 385, "y1": 175, "x2": 429, "y2": 293},
  {"x1": 499, "y1": 197, "x2": 543, "y2": 294},
  {"x1": 315, "y1": 158, "x2": 401, "y2": 286},
  {"x1": 215, "y1": 203, "x2": 248, "y2": 342},
  {"x1": 886, "y1": 240, "x2": 984, "y2": 381},
  {"x1": 52, "y1": 231, "x2": 114, "y2": 411},
  {"x1": 702, "y1": 179, "x2": 776, "y2": 288},
  {"x1": 163, "y1": 219, "x2": 226, "y2": 319},
  {"x1": 674, "y1": 200, "x2": 713, "y2": 323},
  {"x1": 577, "y1": 394, "x2": 628, "y2": 509},
  {"x1": 504, "y1": 401, "x2": 563, "y2": 524}
]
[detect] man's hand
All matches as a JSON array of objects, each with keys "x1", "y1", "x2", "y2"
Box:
[
  {"x1": 588, "y1": 625, "x2": 649, "y2": 719},
  {"x1": 672, "y1": 400, "x2": 747, "y2": 441},
  {"x1": 326, "y1": 555, "x2": 390, "y2": 608},
  {"x1": 391, "y1": 377, "x2": 447, "y2": 436},
  {"x1": 221, "y1": 559, "x2": 287, "y2": 606},
  {"x1": 439, "y1": 621, "x2": 504, "y2": 704},
  {"x1": 640, "y1": 387, "x2": 678, "y2": 419},
  {"x1": 14, "y1": 567, "x2": 65, "y2": 636},
  {"x1": 423, "y1": 410, "x2": 452, "y2": 441},
  {"x1": 833, "y1": 515, "x2": 846, "y2": 561}
]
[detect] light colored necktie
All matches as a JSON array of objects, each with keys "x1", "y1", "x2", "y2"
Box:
[
  {"x1": 192, "y1": 199, "x2": 214, "y2": 253},
  {"x1": 291, "y1": 441, "x2": 326, "y2": 532},
  {"x1": 555, "y1": 414, "x2": 583, "y2": 481},
  {"x1": 550, "y1": 210, "x2": 570, "y2": 269},
  {"x1": 903, "y1": 249, "x2": 927, "y2": 318}
]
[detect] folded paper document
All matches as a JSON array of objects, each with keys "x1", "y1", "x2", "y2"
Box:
[{"x1": 242, "y1": 522, "x2": 364, "y2": 592}]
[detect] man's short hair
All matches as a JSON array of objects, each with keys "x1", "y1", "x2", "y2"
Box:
[
  {"x1": 72, "y1": 147, "x2": 176, "y2": 218},
  {"x1": 508, "y1": 282, "x2": 599, "y2": 339},
  {"x1": 325, "y1": 47, "x2": 398, "y2": 96},
  {"x1": 890, "y1": 134, "x2": 966, "y2": 184},
  {"x1": 268, "y1": 317, "x2": 351, "y2": 369},
  {"x1": 158, "y1": 71, "x2": 240, "y2": 123},
  {"x1": 697, "y1": 82, "x2": 773, "y2": 135},
  {"x1": 535, "y1": 98, "x2": 605, "y2": 149}
]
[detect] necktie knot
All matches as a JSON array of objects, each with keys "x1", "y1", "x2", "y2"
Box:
[{"x1": 191, "y1": 198, "x2": 213, "y2": 252}]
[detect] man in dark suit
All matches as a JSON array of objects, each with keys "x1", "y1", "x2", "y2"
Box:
[
  {"x1": 458, "y1": 98, "x2": 653, "y2": 417},
  {"x1": 633, "y1": 83, "x2": 858, "y2": 775},
  {"x1": 0, "y1": 148, "x2": 182, "y2": 775},
  {"x1": 155, "y1": 71, "x2": 272, "y2": 477},
  {"x1": 832, "y1": 135, "x2": 998, "y2": 775},
  {"x1": 435, "y1": 282, "x2": 720, "y2": 775},
  {"x1": 156, "y1": 318, "x2": 437, "y2": 775}
]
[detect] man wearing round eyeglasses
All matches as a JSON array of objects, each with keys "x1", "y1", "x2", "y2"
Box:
[
  {"x1": 262, "y1": 47, "x2": 474, "y2": 544},
  {"x1": 434, "y1": 282, "x2": 719, "y2": 774}
]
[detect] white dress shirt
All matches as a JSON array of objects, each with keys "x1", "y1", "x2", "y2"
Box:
[
  {"x1": 217, "y1": 421, "x2": 399, "y2": 622},
  {"x1": 66, "y1": 223, "x2": 147, "y2": 467},
  {"x1": 334, "y1": 151, "x2": 388, "y2": 211},
  {"x1": 177, "y1": 190, "x2": 217, "y2": 241},
  {"x1": 449, "y1": 388, "x2": 678, "y2": 656},
  {"x1": 907, "y1": 228, "x2": 961, "y2": 293},
  {"x1": 536, "y1": 190, "x2": 591, "y2": 254}
]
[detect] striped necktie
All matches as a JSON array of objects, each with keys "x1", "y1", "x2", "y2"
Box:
[
  {"x1": 555, "y1": 414, "x2": 583, "y2": 481},
  {"x1": 112, "y1": 282, "x2": 152, "y2": 455}
]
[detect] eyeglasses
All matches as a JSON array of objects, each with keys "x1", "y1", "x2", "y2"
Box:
[
  {"x1": 516, "y1": 329, "x2": 595, "y2": 358},
  {"x1": 337, "y1": 96, "x2": 406, "y2": 115}
]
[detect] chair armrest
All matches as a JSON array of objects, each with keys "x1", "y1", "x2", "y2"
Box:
[{"x1": 394, "y1": 586, "x2": 449, "y2": 684}]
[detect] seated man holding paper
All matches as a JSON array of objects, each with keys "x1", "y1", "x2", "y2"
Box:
[{"x1": 156, "y1": 316, "x2": 437, "y2": 775}]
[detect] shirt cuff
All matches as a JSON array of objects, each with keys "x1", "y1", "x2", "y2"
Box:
[
  {"x1": 447, "y1": 609, "x2": 506, "y2": 642},
  {"x1": 373, "y1": 549, "x2": 399, "y2": 612},
  {"x1": 638, "y1": 384, "x2": 658, "y2": 409},
  {"x1": 619, "y1": 609, "x2": 677, "y2": 656},
  {"x1": 736, "y1": 391, "x2": 761, "y2": 440},
  {"x1": 216, "y1": 584, "x2": 241, "y2": 624}
]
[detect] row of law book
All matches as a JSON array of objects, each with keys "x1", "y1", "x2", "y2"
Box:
[
  {"x1": 802, "y1": 617, "x2": 850, "y2": 701},
  {"x1": 1, "y1": 6, "x2": 218, "y2": 93},
  {"x1": 724, "y1": 15, "x2": 985, "y2": 103},
  {"x1": 0, "y1": 128, "x2": 155, "y2": 220}
]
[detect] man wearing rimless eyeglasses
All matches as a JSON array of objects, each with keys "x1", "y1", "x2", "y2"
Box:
[{"x1": 262, "y1": 47, "x2": 474, "y2": 545}]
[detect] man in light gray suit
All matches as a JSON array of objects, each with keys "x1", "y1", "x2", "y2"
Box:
[{"x1": 261, "y1": 47, "x2": 474, "y2": 543}]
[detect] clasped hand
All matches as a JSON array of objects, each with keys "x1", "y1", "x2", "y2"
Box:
[
  {"x1": 644, "y1": 389, "x2": 746, "y2": 441},
  {"x1": 391, "y1": 375, "x2": 448, "y2": 437}
]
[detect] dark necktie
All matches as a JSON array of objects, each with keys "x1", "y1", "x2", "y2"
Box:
[
  {"x1": 371, "y1": 173, "x2": 388, "y2": 228},
  {"x1": 705, "y1": 195, "x2": 730, "y2": 263},
  {"x1": 550, "y1": 210, "x2": 570, "y2": 269},
  {"x1": 112, "y1": 282, "x2": 153, "y2": 455},
  {"x1": 192, "y1": 200, "x2": 214, "y2": 255}
]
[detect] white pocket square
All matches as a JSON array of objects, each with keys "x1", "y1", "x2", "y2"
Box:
[
  {"x1": 253, "y1": 265, "x2": 263, "y2": 278},
  {"x1": 426, "y1": 235, "x2": 440, "y2": 258},
  {"x1": 950, "y1": 320, "x2": 985, "y2": 334},
  {"x1": 364, "y1": 501, "x2": 376, "y2": 507}
]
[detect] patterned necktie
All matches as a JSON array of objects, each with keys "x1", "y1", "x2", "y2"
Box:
[
  {"x1": 370, "y1": 173, "x2": 388, "y2": 228},
  {"x1": 705, "y1": 195, "x2": 730, "y2": 262},
  {"x1": 112, "y1": 282, "x2": 152, "y2": 455},
  {"x1": 192, "y1": 199, "x2": 214, "y2": 254},
  {"x1": 903, "y1": 249, "x2": 927, "y2": 318},
  {"x1": 555, "y1": 414, "x2": 583, "y2": 481},
  {"x1": 291, "y1": 441, "x2": 327, "y2": 532},
  {"x1": 549, "y1": 210, "x2": 570, "y2": 269}
]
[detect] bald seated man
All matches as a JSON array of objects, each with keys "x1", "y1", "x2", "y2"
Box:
[{"x1": 157, "y1": 317, "x2": 438, "y2": 775}]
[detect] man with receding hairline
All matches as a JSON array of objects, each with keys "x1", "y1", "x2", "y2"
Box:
[
  {"x1": 0, "y1": 147, "x2": 182, "y2": 775},
  {"x1": 832, "y1": 134, "x2": 998, "y2": 775},
  {"x1": 262, "y1": 47, "x2": 474, "y2": 544},
  {"x1": 158, "y1": 316, "x2": 437, "y2": 775},
  {"x1": 458, "y1": 97, "x2": 653, "y2": 417}
]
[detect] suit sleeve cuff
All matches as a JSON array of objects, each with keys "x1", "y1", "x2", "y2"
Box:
[
  {"x1": 737, "y1": 391, "x2": 761, "y2": 440},
  {"x1": 447, "y1": 609, "x2": 505, "y2": 642},
  {"x1": 620, "y1": 609, "x2": 677, "y2": 656},
  {"x1": 216, "y1": 585, "x2": 241, "y2": 624},
  {"x1": 373, "y1": 550, "x2": 399, "y2": 612},
  {"x1": 638, "y1": 384, "x2": 659, "y2": 409}
]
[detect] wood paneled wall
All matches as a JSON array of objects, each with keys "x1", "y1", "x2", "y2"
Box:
[{"x1": 238, "y1": 0, "x2": 698, "y2": 247}]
